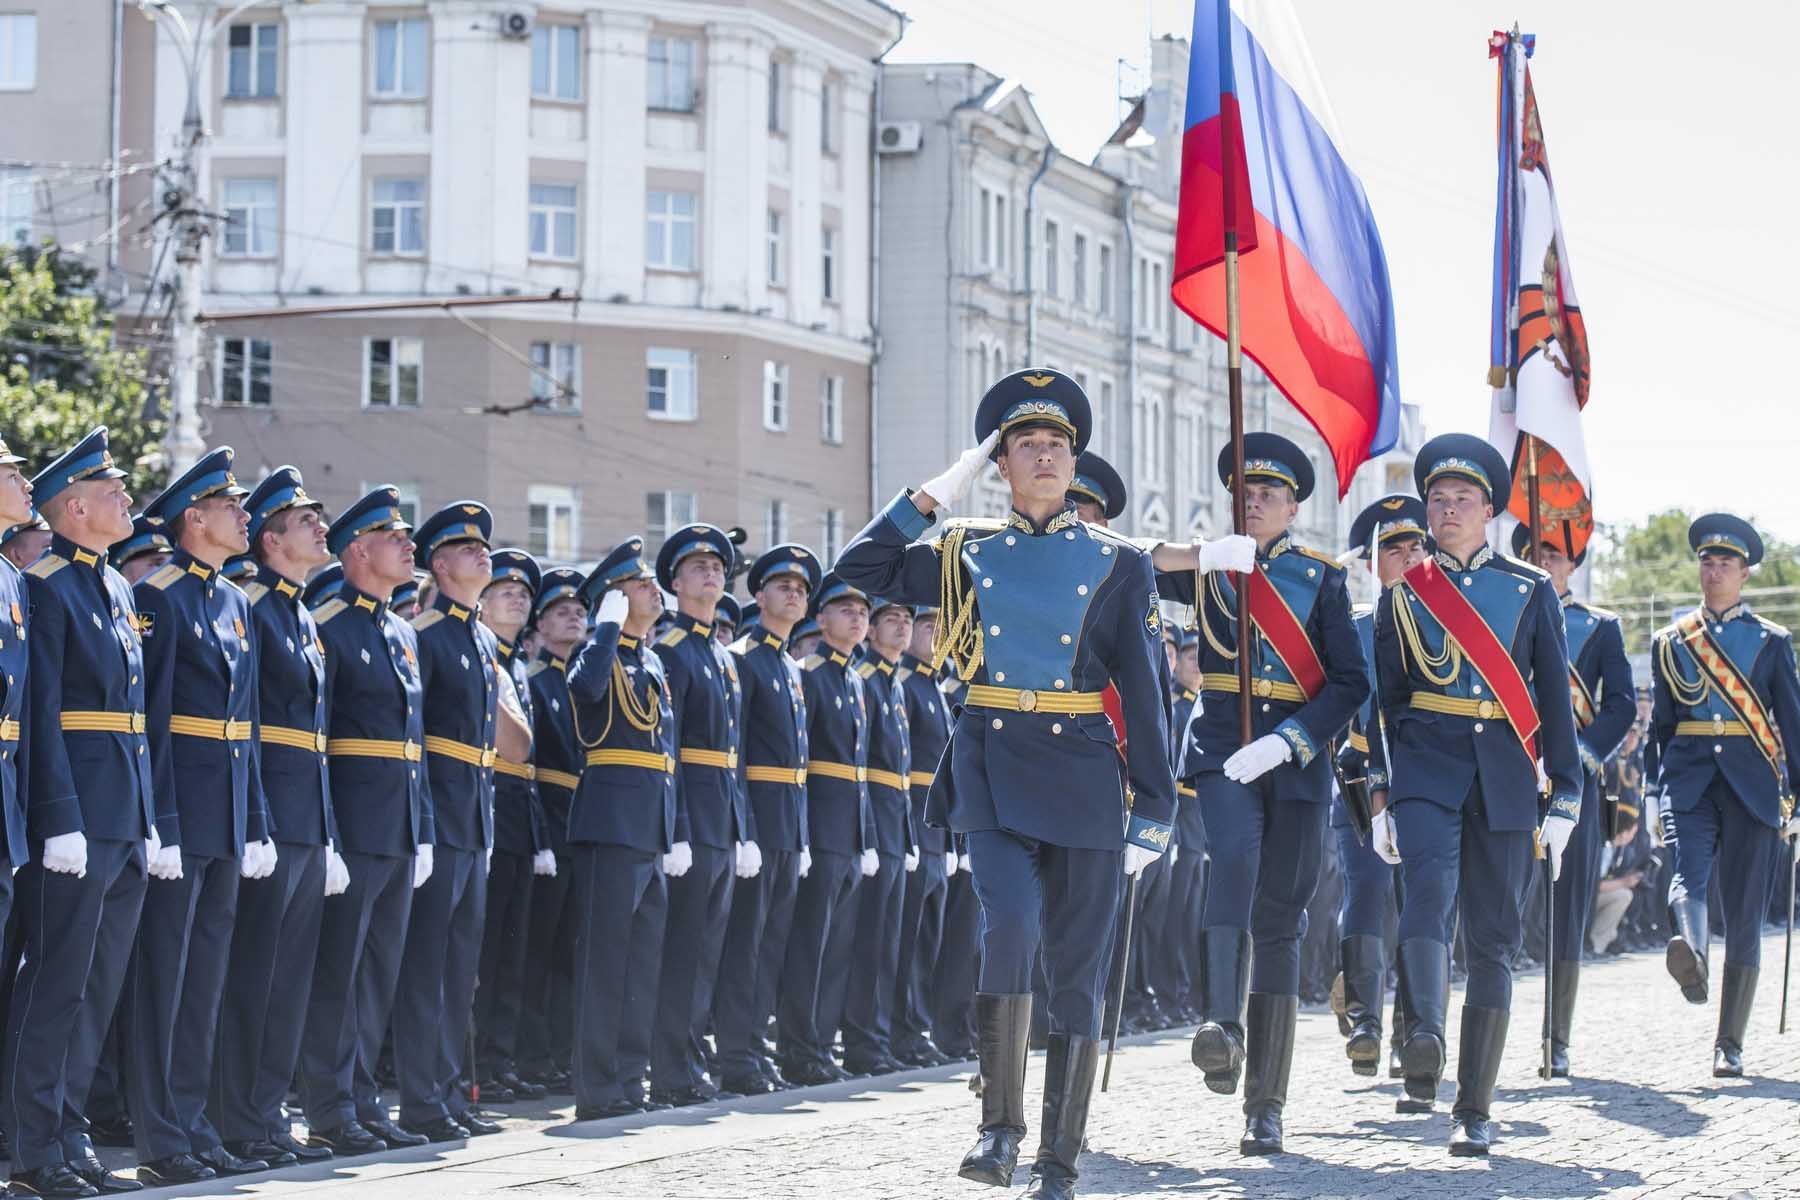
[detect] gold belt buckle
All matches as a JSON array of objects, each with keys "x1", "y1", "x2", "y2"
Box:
[
  {"x1": 314, "y1": 731, "x2": 328, "y2": 752},
  {"x1": 1713, "y1": 716, "x2": 1726, "y2": 735},
  {"x1": 1254, "y1": 678, "x2": 1274, "y2": 698},
  {"x1": 1016, "y1": 689, "x2": 1038, "y2": 712},
  {"x1": 405, "y1": 739, "x2": 420, "y2": 762},
  {"x1": 1477, "y1": 700, "x2": 1497, "y2": 720},
  {"x1": 131, "y1": 712, "x2": 146, "y2": 734}
]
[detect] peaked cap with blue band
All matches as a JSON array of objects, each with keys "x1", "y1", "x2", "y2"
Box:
[
  {"x1": 388, "y1": 576, "x2": 421, "y2": 612},
  {"x1": 1510, "y1": 520, "x2": 1586, "y2": 567},
  {"x1": 30, "y1": 426, "x2": 125, "y2": 508},
  {"x1": 1349, "y1": 493, "x2": 1430, "y2": 559},
  {"x1": 975, "y1": 367, "x2": 1093, "y2": 454},
  {"x1": 302, "y1": 562, "x2": 345, "y2": 607},
  {"x1": 716, "y1": 594, "x2": 741, "y2": 630},
  {"x1": 222, "y1": 553, "x2": 258, "y2": 585},
  {"x1": 413, "y1": 500, "x2": 492, "y2": 567},
  {"x1": 0, "y1": 433, "x2": 25, "y2": 467},
  {"x1": 581, "y1": 535, "x2": 655, "y2": 606},
  {"x1": 1688, "y1": 512, "x2": 1763, "y2": 567},
  {"x1": 654, "y1": 522, "x2": 734, "y2": 591},
  {"x1": 1, "y1": 511, "x2": 49, "y2": 548},
  {"x1": 143, "y1": 446, "x2": 250, "y2": 529},
  {"x1": 1413, "y1": 433, "x2": 1512, "y2": 511},
  {"x1": 1217, "y1": 431, "x2": 1315, "y2": 502},
  {"x1": 110, "y1": 513, "x2": 175, "y2": 570},
  {"x1": 327, "y1": 486, "x2": 412, "y2": 556},
  {"x1": 811, "y1": 570, "x2": 871, "y2": 616},
  {"x1": 790, "y1": 614, "x2": 820, "y2": 642},
  {"x1": 245, "y1": 465, "x2": 325, "y2": 543},
  {"x1": 535, "y1": 566, "x2": 585, "y2": 618},
  {"x1": 748, "y1": 542, "x2": 822, "y2": 595},
  {"x1": 487, "y1": 548, "x2": 542, "y2": 596},
  {"x1": 1069, "y1": 451, "x2": 1127, "y2": 520}
]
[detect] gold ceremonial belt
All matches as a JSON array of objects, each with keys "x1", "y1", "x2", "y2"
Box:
[
  {"x1": 867, "y1": 768, "x2": 907, "y2": 791},
  {"x1": 168, "y1": 715, "x2": 252, "y2": 741},
  {"x1": 329, "y1": 737, "x2": 422, "y2": 762},
  {"x1": 679, "y1": 747, "x2": 739, "y2": 769},
  {"x1": 808, "y1": 760, "x2": 868, "y2": 783},
  {"x1": 62, "y1": 710, "x2": 146, "y2": 734},
  {"x1": 1201, "y1": 673, "x2": 1308, "y2": 704},
  {"x1": 261, "y1": 725, "x2": 327, "y2": 753},
  {"x1": 1675, "y1": 718, "x2": 1750, "y2": 737},
  {"x1": 1410, "y1": 694, "x2": 1509, "y2": 722},
  {"x1": 1347, "y1": 730, "x2": 1370, "y2": 754},
  {"x1": 964, "y1": 684, "x2": 1105, "y2": 715},
  {"x1": 585, "y1": 748, "x2": 675, "y2": 773},
  {"x1": 747, "y1": 765, "x2": 807, "y2": 785},
  {"x1": 0, "y1": 717, "x2": 19, "y2": 741},
  {"x1": 494, "y1": 759, "x2": 535, "y2": 781},
  {"x1": 536, "y1": 766, "x2": 581, "y2": 790},
  {"x1": 1177, "y1": 783, "x2": 1197, "y2": 798},
  {"x1": 909, "y1": 770, "x2": 936, "y2": 788},
  {"x1": 423, "y1": 735, "x2": 497, "y2": 768}
]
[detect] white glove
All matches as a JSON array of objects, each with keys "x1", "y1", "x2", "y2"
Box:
[
  {"x1": 1371, "y1": 808, "x2": 1401, "y2": 865},
  {"x1": 1539, "y1": 815, "x2": 1576, "y2": 881},
  {"x1": 1123, "y1": 844, "x2": 1162, "y2": 877},
  {"x1": 798, "y1": 847, "x2": 813, "y2": 878},
  {"x1": 958, "y1": 852, "x2": 972, "y2": 874},
  {"x1": 486, "y1": 846, "x2": 494, "y2": 874},
  {"x1": 904, "y1": 849, "x2": 919, "y2": 873},
  {"x1": 413, "y1": 843, "x2": 434, "y2": 889},
  {"x1": 43, "y1": 831, "x2": 88, "y2": 878},
  {"x1": 735, "y1": 841, "x2": 763, "y2": 879},
  {"x1": 325, "y1": 842, "x2": 351, "y2": 897},
  {"x1": 1223, "y1": 733, "x2": 1292, "y2": 784},
  {"x1": 595, "y1": 588, "x2": 630, "y2": 628},
  {"x1": 146, "y1": 824, "x2": 162, "y2": 867},
  {"x1": 238, "y1": 840, "x2": 262, "y2": 879},
  {"x1": 149, "y1": 841, "x2": 185, "y2": 881},
  {"x1": 258, "y1": 839, "x2": 278, "y2": 879},
  {"x1": 945, "y1": 850, "x2": 958, "y2": 877},
  {"x1": 860, "y1": 848, "x2": 879, "y2": 878},
  {"x1": 532, "y1": 849, "x2": 558, "y2": 877},
  {"x1": 1169, "y1": 842, "x2": 1180, "y2": 866},
  {"x1": 663, "y1": 840, "x2": 693, "y2": 878},
  {"x1": 918, "y1": 431, "x2": 1001, "y2": 508},
  {"x1": 1782, "y1": 814, "x2": 1800, "y2": 840},
  {"x1": 1199, "y1": 533, "x2": 1258, "y2": 575}
]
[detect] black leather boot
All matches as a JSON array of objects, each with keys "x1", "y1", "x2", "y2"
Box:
[
  {"x1": 1238, "y1": 993, "x2": 1297, "y2": 1156},
  {"x1": 1713, "y1": 964, "x2": 1758, "y2": 1078},
  {"x1": 1190, "y1": 927, "x2": 1251, "y2": 1095},
  {"x1": 1022, "y1": 1033, "x2": 1100, "y2": 1200},
  {"x1": 1396, "y1": 939, "x2": 1448, "y2": 1113},
  {"x1": 1547, "y1": 960, "x2": 1579, "y2": 1078},
  {"x1": 1388, "y1": 958, "x2": 1408, "y2": 1080},
  {"x1": 1448, "y1": 1005, "x2": 1509, "y2": 1156},
  {"x1": 1666, "y1": 897, "x2": 1710, "y2": 1004},
  {"x1": 958, "y1": 993, "x2": 1032, "y2": 1187},
  {"x1": 1340, "y1": 935, "x2": 1385, "y2": 1076}
]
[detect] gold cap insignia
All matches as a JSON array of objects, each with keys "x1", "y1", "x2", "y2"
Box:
[
  {"x1": 1021, "y1": 373, "x2": 1055, "y2": 388},
  {"x1": 462, "y1": 505, "x2": 481, "y2": 516},
  {"x1": 1382, "y1": 498, "x2": 1406, "y2": 510}
]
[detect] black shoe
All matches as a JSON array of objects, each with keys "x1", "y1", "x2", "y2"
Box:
[
  {"x1": 841, "y1": 1054, "x2": 902, "y2": 1077},
  {"x1": 1544, "y1": 960, "x2": 1579, "y2": 1079},
  {"x1": 1021, "y1": 1033, "x2": 1099, "y2": 1200},
  {"x1": 1448, "y1": 1004, "x2": 1509, "y2": 1158},
  {"x1": 306, "y1": 1122, "x2": 386, "y2": 1156},
  {"x1": 398, "y1": 1118, "x2": 468, "y2": 1144},
  {"x1": 718, "y1": 1073, "x2": 778, "y2": 1096},
  {"x1": 64, "y1": 1158, "x2": 137, "y2": 1195},
  {"x1": 757, "y1": 1056, "x2": 790, "y2": 1087},
  {"x1": 1713, "y1": 963, "x2": 1758, "y2": 1078},
  {"x1": 1397, "y1": 939, "x2": 1449, "y2": 1106},
  {"x1": 456, "y1": 1113, "x2": 502, "y2": 1137},
  {"x1": 1238, "y1": 993, "x2": 1297, "y2": 1157},
  {"x1": 958, "y1": 993, "x2": 1031, "y2": 1188},
  {"x1": 195, "y1": 1146, "x2": 268, "y2": 1176},
  {"x1": 9, "y1": 1166, "x2": 98, "y2": 1198},
  {"x1": 634, "y1": 1098, "x2": 673, "y2": 1113},
  {"x1": 469, "y1": 1079, "x2": 515, "y2": 1105},
  {"x1": 270, "y1": 1131, "x2": 333, "y2": 1162},
  {"x1": 497, "y1": 1071, "x2": 548, "y2": 1101},
  {"x1": 650, "y1": 1086, "x2": 718, "y2": 1109},
  {"x1": 365, "y1": 1119, "x2": 427, "y2": 1148},
  {"x1": 225, "y1": 1139, "x2": 297, "y2": 1169},
  {"x1": 1666, "y1": 898, "x2": 1711, "y2": 1004},
  {"x1": 522, "y1": 1068, "x2": 571, "y2": 1094},
  {"x1": 778, "y1": 1059, "x2": 843, "y2": 1088},
  {"x1": 1190, "y1": 928, "x2": 1251, "y2": 1095},
  {"x1": 83, "y1": 1120, "x2": 133, "y2": 1153},
  {"x1": 574, "y1": 1100, "x2": 643, "y2": 1121},
  {"x1": 1448, "y1": 1112, "x2": 1493, "y2": 1157},
  {"x1": 134, "y1": 1156, "x2": 217, "y2": 1186}
]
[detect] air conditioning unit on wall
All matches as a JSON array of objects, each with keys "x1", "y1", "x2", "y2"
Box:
[
  {"x1": 877, "y1": 121, "x2": 923, "y2": 154},
  {"x1": 498, "y1": 10, "x2": 532, "y2": 39}
]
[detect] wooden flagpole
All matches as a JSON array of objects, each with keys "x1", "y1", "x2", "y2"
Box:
[{"x1": 1227, "y1": 235, "x2": 1251, "y2": 744}]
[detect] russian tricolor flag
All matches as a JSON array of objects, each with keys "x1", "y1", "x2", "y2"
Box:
[{"x1": 1172, "y1": 0, "x2": 1401, "y2": 496}]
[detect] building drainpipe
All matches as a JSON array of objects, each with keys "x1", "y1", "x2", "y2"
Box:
[
  {"x1": 108, "y1": 0, "x2": 123, "y2": 281},
  {"x1": 1122, "y1": 185, "x2": 1138, "y2": 499},
  {"x1": 1022, "y1": 142, "x2": 1055, "y2": 363},
  {"x1": 867, "y1": 17, "x2": 908, "y2": 518}
]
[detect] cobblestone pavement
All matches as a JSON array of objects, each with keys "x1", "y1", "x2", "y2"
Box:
[{"x1": 123, "y1": 933, "x2": 1800, "y2": 1199}]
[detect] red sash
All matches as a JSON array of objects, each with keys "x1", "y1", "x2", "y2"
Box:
[
  {"x1": 1568, "y1": 666, "x2": 1596, "y2": 729},
  {"x1": 1246, "y1": 567, "x2": 1327, "y2": 700},
  {"x1": 1672, "y1": 610, "x2": 1784, "y2": 780},
  {"x1": 1102, "y1": 684, "x2": 1127, "y2": 757},
  {"x1": 1403, "y1": 558, "x2": 1541, "y2": 764}
]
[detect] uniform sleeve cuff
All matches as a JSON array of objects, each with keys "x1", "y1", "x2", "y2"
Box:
[
  {"x1": 1125, "y1": 813, "x2": 1173, "y2": 853},
  {"x1": 887, "y1": 490, "x2": 935, "y2": 542},
  {"x1": 1367, "y1": 768, "x2": 1389, "y2": 788},
  {"x1": 1578, "y1": 740, "x2": 1602, "y2": 775},
  {"x1": 154, "y1": 815, "x2": 182, "y2": 847},
  {"x1": 1275, "y1": 719, "x2": 1316, "y2": 768},
  {"x1": 1549, "y1": 793, "x2": 1581, "y2": 822}
]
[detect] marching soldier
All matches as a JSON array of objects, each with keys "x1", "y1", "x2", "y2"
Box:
[
  {"x1": 650, "y1": 524, "x2": 750, "y2": 1106},
  {"x1": 1651, "y1": 513, "x2": 1800, "y2": 1076},
  {"x1": 128, "y1": 448, "x2": 275, "y2": 1183},
  {"x1": 6, "y1": 428, "x2": 155, "y2": 1200},
  {"x1": 712, "y1": 545, "x2": 820, "y2": 1095},
  {"x1": 1159, "y1": 627, "x2": 1204, "y2": 1024},
  {"x1": 1, "y1": 509, "x2": 50, "y2": 570},
  {"x1": 1373, "y1": 434, "x2": 1580, "y2": 1155},
  {"x1": 1510, "y1": 524, "x2": 1635, "y2": 1077},
  {"x1": 565, "y1": 539, "x2": 676, "y2": 1119},
  {"x1": 212, "y1": 467, "x2": 342, "y2": 1166},
  {"x1": 0, "y1": 436, "x2": 30, "y2": 1155},
  {"x1": 299, "y1": 487, "x2": 432, "y2": 1156},
  {"x1": 111, "y1": 514, "x2": 173, "y2": 584},
  {"x1": 837, "y1": 369, "x2": 1175, "y2": 1200},
  {"x1": 1170, "y1": 433, "x2": 1367, "y2": 1155}
]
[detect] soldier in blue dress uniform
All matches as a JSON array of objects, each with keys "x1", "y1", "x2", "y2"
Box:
[
  {"x1": 715, "y1": 594, "x2": 741, "y2": 643},
  {"x1": 1163, "y1": 432, "x2": 1367, "y2": 1155},
  {"x1": 298, "y1": 487, "x2": 432, "y2": 1157},
  {"x1": 127, "y1": 447, "x2": 275, "y2": 1183},
  {"x1": 302, "y1": 563, "x2": 343, "y2": 609},
  {"x1": 6, "y1": 428, "x2": 155, "y2": 1200},
  {"x1": 837, "y1": 369, "x2": 1174, "y2": 1200},
  {"x1": 111, "y1": 513, "x2": 174, "y2": 585},
  {"x1": 1509, "y1": 523, "x2": 1635, "y2": 1077},
  {"x1": 211, "y1": 466, "x2": 340, "y2": 1167},
  {"x1": 1, "y1": 509, "x2": 50, "y2": 570},
  {"x1": 1373, "y1": 434, "x2": 1581, "y2": 1155},
  {"x1": 388, "y1": 575, "x2": 423, "y2": 620},
  {"x1": 650, "y1": 524, "x2": 750, "y2": 1106},
  {"x1": 712, "y1": 544, "x2": 819, "y2": 1095},
  {"x1": 1650, "y1": 513, "x2": 1800, "y2": 1077},
  {"x1": 565, "y1": 539, "x2": 677, "y2": 1119},
  {"x1": 0, "y1": 436, "x2": 32, "y2": 1160},
  {"x1": 1157, "y1": 626, "x2": 1204, "y2": 1024}
]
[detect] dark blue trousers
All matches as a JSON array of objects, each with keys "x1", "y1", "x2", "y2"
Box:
[
  {"x1": 966, "y1": 830, "x2": 1120, "y2": 1038},
  {"x1": 713, "y1": 849, "x2": 801, "y2": 1079},
  {"x1": 299, "y1": 850, "x2": 411, "y2": 1133},
  {"x1": 571, "y1": 845, "x2": 666, "y2": 1109},
  {"x1": 932, "y1": 864, "x2": 982, "y2": 1055},
  {"x1": 1335, "y1": 820, "x2": 1400, "y2": 939},
  {"x1": 1393, "y1": 780, "x2": 1532, "y2": 1010},
  {"x1": 518, "y1": 853, "x2": 576, "y2": 1076},
  {"x1": 843, "y1": 851, "x2": 906, "y2": 1063},
  {"x1": 474, "y1": 849, "x2": 533, "y2": 1071},
  {"x1": 1667, "y1": 776, "x2": 1780, "y2": 968},
  {"x1": 5, "y1": 839, "x2": 145, "y2": 1171},
  {"x1": 651, "y1": 845, "x2": 733, "y2": 1092},
  {"x1": 1551, "y1": 772, "x2": 1606, "y2": 965},
  {"x1": 893, "y1": 852, "x2": 948, "y2": 1052},
  {"x1": 1156, "y1": 848, "x2": 1207, "y2": 1007},
  {"x1": 395, "y1": 845, "x2": 486, "y2": 1126},
  {"x1": 777, "y1": 850, "x2": 859, "y2": 1067},
  {"x1": 211, "y1": 842, "x2": 326, "y2": 1143},
  {"x1": 1198, "y1": 774, "x2": 1328, "y2": 995}
]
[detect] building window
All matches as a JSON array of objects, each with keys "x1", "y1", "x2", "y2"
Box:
[
  {"x1": 530, "y1": 24, "x2": 579, "y2": 101},
  {"x1": 528, "y1": 182, "x2": 578, "y2": 260},
  {"x1": 1136, "y1": 256, "x2": 1148, "y2": 328},
  {"x1": 820, "y1": 227, "x2": 837, "y2": 302},
  {"x1": 1142, "y1": 392, "x2": 1165, "y2": 477},
  {"x1": 766, "y1": 209, "x2": 784, "y2": 286},
  {"x1": 978, "y1": 187, "x2": 1008, "y2": 271},
  {"x1": 221, "y1": 178, "x2": 277, "y2": 257},
  {"x1": 218, "y1": 338, "x2": 272, "y2": 406},
  {"x1": 764, "y1": 498, "x2": 788, "y2": 546},
  {"x1": 646, "y1": 190, "x2": 696, "y2": 270},
  {"x1": 527, "y1": 484, "x2": 579, "y2": 560},
  {"x1": 820, "y1": 508, "x2": 844, "y2": 562},
  {"x1": 820, "y1": 78, "x2": 838, "y2": 154},
  {"x1": 647, "y1": 490, "x2": 697, "y2": 543},
  {"x1": 1098, "y1": 242, "x2": 1113, "y2": 317},
  {"x1": 648, "y1": 35, "x2": 696, "y2": 112},
  {"x1": 226, "y1": 23, "x2": 279, "y2": 99},
  {"x1": 371, "y1": 17, "x2": 427, "y2": 98},
  {"x1": 820, "y1": 375, "x2": 843, "y2": 445},
  {"x1": 762, "y1": 361, "x2": 788, "y2": 431},
  {"x1": 365, "y1": 337, "x2": 422, "y2": 408},
  {"x1": 0, "y1": 168, "x2": 31, "y2": 244},
  {"x1": 1043, "y1": 219, "x2": 1060, "y2": 298},
  {"x1": 646, "y1": 347, "x2": 697, "y2": 420},
  {"x1": 1099, "y1": 378, "x2": 1115, "y2": 418},
  {"x1": 370, "y1": 179, "x2": 425, "y2": 255},
  {"x1": 0, "y1": 14, "x2": 35, "y2": 90},
  {"x1": 990, "y1": 344, "x2": 1005, "y2": 383},
  {"x1": 364, "y1": 480, "x2": 420, "y2": 527},
  {"x1": 767, "y1": 58, "x2": 784, "y2": 133},
  {"x1": 528, "y1": 341, "x2": 579, "y2": 410},
  {"x1": 1073, "y1": 233, "x2": 1088, "y2": 307},
  {"x1": 1152, "y1": 260, "x2": 1166, "y2": 334}
]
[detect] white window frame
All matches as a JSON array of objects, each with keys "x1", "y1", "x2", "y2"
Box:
[
  {"x1": 767, "y1": 57, "x2": 785, "y2": 133},
  {"x1": 1098, "y1": 242, "x2": 1113, "y2": 317},
  {"x1": 646, "y1": 189, "x2": 696, "y2": 271},
  {"x1": 0, "y1": 14, "x2": 36, "y2": 91},
  {"x1": 528, "y1": 340, "x2": 579, "y2": 410},
  {"x1": 363, "y1": 336, "x2": 423, "y2": 409},
  {"x1": 528, "y1": 182, "x2": 578, "y2": 260},
  {"x1": 820, "y1": 508, "x2": 844, "y2": 562},
  {"x1": 220, "y1": 178, "x2": 277, "y2": 258},
  {"x1": 646, "y1": 347, "x2": 697, "y2": 421},
  {"x1": 371, "y1": 17, "x2": 428, "y2": 99},
  {"x1": 762, "y1": 361, "x2": 789, "y2": 432},
  {"x1": 647, "y1": 490, "x2": 697, "y2": 544},
  {"x1": 647, "y1": 35, "x2": 697, "y2": 112},
  {"x1": 217, "y1": 337, "x2": 273, "y2": 407},
  {"x1": 764, "y1": 498, "x2": 788, "y2": 547},
  {"x1": 527, "y1": 483, "x2": 580, "y2": 561},
  {"x1": 1152, "y1": 260, "x2": 1166, "y2": 334},
  {"x1": 820, "y1": 374, "x2": 843, "y2": 445},
  {"x1": 820, "y1": 78, "x2": 838, "y2": 154},
  {"x1": 226, "y1": 22, "x2": 279, "y2": 99},
  {"x1": 766, "y1": 209, "x2": 784, "y2": 286},
  {"x1": 370, "y1": 178, "x2": 425, "y2": 256},
  {"x1": 820, "y1": 226, "x2": 837, "y2": 303},
  {"x1": 530, "y1": 23, "x2": 580, "y2": 101},
  {"x1": 993, "y1": 193, "x2": 1008, "y2": 270},
  {"x1": 1072, "y1": 232, "x2": 1089, "y2": 308},
  {"x1": 1043, "y1": 218, "x2": 1060, "y2": 299}
]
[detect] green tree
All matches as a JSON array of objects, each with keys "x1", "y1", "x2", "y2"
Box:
[{"x1": 0, "y1": 243, "x2": 166, "y2": 498}]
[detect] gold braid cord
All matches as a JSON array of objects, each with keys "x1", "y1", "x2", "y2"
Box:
[
  {"x1": 1656, "y1": 630, "x2": 1710, "y2": 708},
  {"x1": 1391, "y1": 582, "x2": 1463, "y2": 686},
  {"x1": 930, "y1": 524, "x2": 985, "y2": 680},
  {"x1": 572, "y1": 652, "x2": 662, "y2": 749}
]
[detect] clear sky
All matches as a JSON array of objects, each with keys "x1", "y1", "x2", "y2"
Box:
[{"x1": 887, "y1": 0, "x2": 1800, "y2": 543}]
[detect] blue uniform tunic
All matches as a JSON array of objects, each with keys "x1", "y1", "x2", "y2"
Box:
[
  {"x1": 893, "y1": 653, "x2": 955, "y2": 1056},
  {"x1": 0, "y1": 556, "x2": 29, "y2": 867}
]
